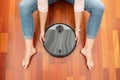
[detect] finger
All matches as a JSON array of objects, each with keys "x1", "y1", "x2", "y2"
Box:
[
  {"x1": 42, "y1": 36, "x2": 45, "y2": 41},
  {"x1": 41, "y1": 37, "x2": 45, "y2": 45},
  {"x1": 39, "y1": 37, "x2": 43, "y2": 45},
  {"x1": 76, "y1": 38, "x2": 79, "y2": 45},
  {"x1": 75, "y1": 37, "x2": 78, "y2": 40},
  {"x1": 77, "y1": 38, "x2": 80, "y2": 44},
  {"x1": 77, "y1": 40, "x2": 78, "y2": 45}
]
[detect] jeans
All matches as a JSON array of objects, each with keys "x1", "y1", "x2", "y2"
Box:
[{"x1": 19, "y1": 0, "x2": 105, "y2": 39}]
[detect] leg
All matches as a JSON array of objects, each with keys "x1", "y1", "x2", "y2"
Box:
[
  {"x1": 48, "y1": 0, "x2": 59, "y2": 5},
  {"x1": 19, "y1": 0, "x2": 59, "y2": 69},
  {"x1": 81, "y1": 0, "x2": 105, "y2": 70},
  {"x1": 19, "y1": 0, "x2": 59, "y2": 39},
  {"x1": 85, "y1": 0, "x2": 105, "y2": 38},
  {"x1": 19, "y1": 0, "x2": 38, "y2": 39},
  {"x1": 65, "y1": 0, "x2": 105, "y2": 38},
  {"x1": 66, "y1": 0, "x2": 105, "y2": 70},
  {"x1": 65, "y1": 0, "x2": 74, "y2": 4},
  {"x1": 19, "y1": 0, "x2": 38, "y2": 69}
]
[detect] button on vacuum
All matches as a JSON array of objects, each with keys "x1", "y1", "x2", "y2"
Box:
[
  {"x1": 56, "y1": 25, "x2": 64, "y2": 33},
  {"x1": 58, "y1": 49, "x2": 61, "y2": 54}
]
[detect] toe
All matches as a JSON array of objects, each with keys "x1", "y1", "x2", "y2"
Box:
[
  {"x1": 24, "y1": 62, "x2": 28, "y2": 69},
  {"x1": 87, "y1": 61, "x2": 93, "y2": 70},
  {"x1": 22, "y1": 59, "x2": 25, "y2": 67},
  {"x1": 88, "y1": 65, "x2": 92, "y2": 70},
  {"x1": 24, "y1": 64, "x2": 27, "y2": 69},
  {"x1": 24, "y1": 57, "x2": 30, "y2": 69}
]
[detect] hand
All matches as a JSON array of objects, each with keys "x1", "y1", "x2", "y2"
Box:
[
  {"x1": 75, "y1": 31, "x2": 80, "y2": 45},
  {"x1": 39, "y1": 31, "x2": 45, "y2": 45}
]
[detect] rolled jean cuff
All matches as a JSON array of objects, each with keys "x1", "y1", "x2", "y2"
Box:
[
  {"x1": 86, "y1": 34, "x2": 96, "y2": 39},
  {"x1": 23, "y1": 36, "x2": 33, "y2": 39}
]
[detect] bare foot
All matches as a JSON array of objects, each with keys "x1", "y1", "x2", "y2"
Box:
[
  {"x1": 22, "y1": 48, "x2": 36, "y2": 69},
  {"x1": 81, "y1": 48, "x2": 94, "y2": 70}
]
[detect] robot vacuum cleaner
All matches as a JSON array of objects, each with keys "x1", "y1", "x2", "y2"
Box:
[{"x1": 43, "y1": 23, "x2": 76, "y2": 57}]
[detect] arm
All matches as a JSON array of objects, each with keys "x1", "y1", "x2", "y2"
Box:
[
  {"x1": 75, "y1": 12, "x2": 82, "y2": 31},
  {"x1": 39, "y1": 12, "x2": 47, "y2": 37},
  {"x1": 74, "y1": 0, "x2": 84, "y2": 44},
  {"x1": 74, "y1": 0, "x2": 84, "y2": 30},
  {"x1": 74, "y1": 12, "x2": 83, "y2": 45},
  {"x1": 37, "y1": 0, "x2": 48, "y2": 43}
]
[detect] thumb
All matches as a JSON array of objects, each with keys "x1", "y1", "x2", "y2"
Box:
[
  {"x1": 39, "y1": 37, "x2": 43, "y2": 45},
  {"x1": 42, "y1": 36, "x2": 45, "y2": 41},
  {"x1": 75, "y1": 36, "x2": 78, "y2": 40}
]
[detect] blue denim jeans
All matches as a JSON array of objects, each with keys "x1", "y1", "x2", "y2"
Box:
[{"x1": 19, "y1": 0, "x2": 105, "y2": 39}]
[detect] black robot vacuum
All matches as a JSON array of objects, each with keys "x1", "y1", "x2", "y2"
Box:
[{"x1": 43, "y1": 23, "x2": 76, "y2": 57}]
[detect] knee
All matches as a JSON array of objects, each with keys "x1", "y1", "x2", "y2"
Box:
[
  {"x1": 93, "y1": 2, "x2": 105, "y2": 13},
  {"x1": 98, "y1": 3, "x2": 105, "y2": 12}
]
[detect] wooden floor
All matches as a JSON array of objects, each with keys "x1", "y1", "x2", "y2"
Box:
[{"x1": 0, "y1": 0, "x2": 120, "y2": 80}]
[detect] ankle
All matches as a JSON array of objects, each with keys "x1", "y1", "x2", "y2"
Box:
[
  {"x1": 26, "y1": 47, "x2": 35, "y2": 53},
  {"x1": 82, "y1": 47, "x2": 92, "y2": 56},
  {"x1": 83, "y1": 47, "x2": 91, "y2": 52}
]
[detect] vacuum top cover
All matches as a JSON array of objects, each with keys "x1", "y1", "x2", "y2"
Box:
[{"x1": 43, "y1": 23, "x2": 76, "y2": 57}]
